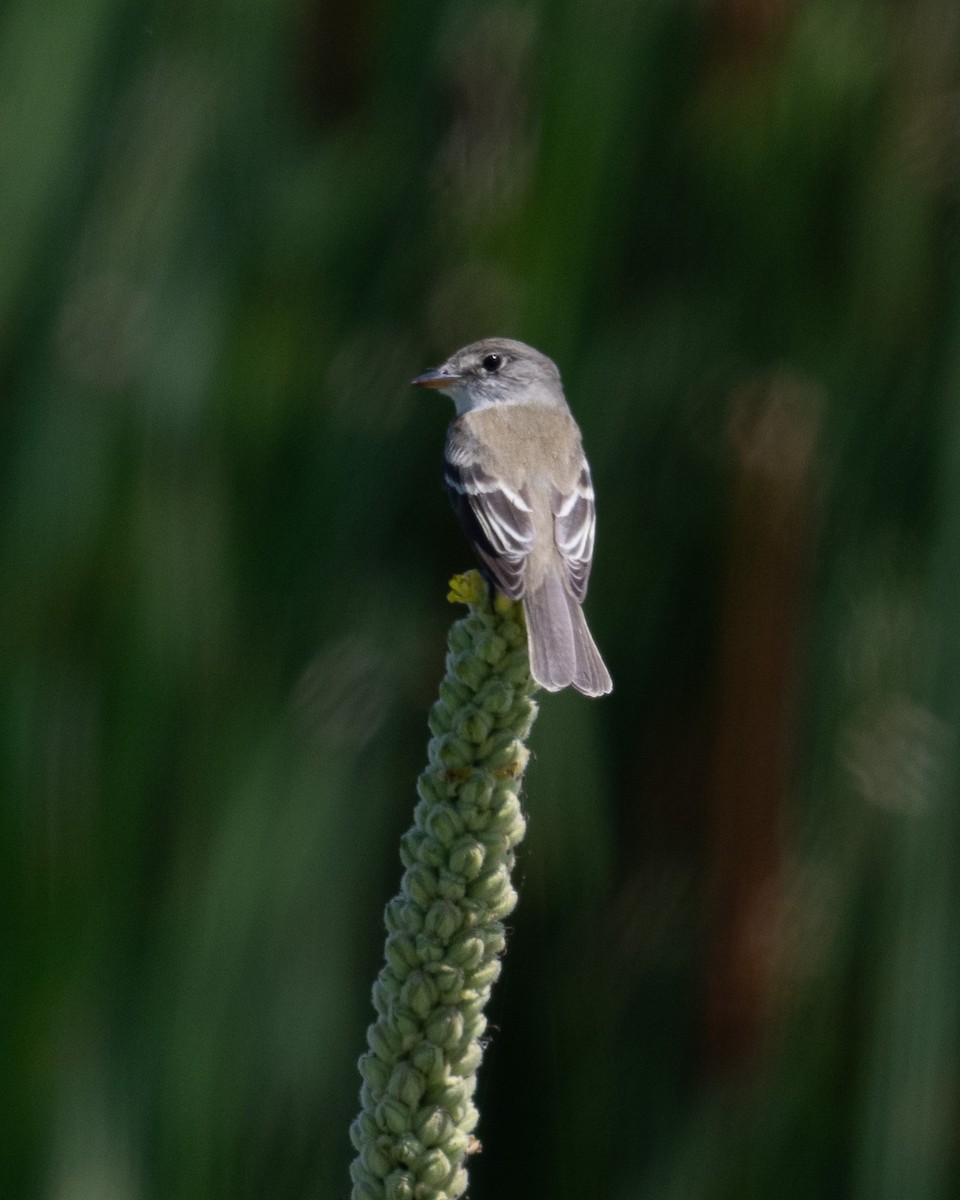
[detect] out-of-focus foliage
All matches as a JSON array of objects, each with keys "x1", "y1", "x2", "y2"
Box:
[{"x1": 3, "y1": 0, "x2": 960, "y2": 1198}]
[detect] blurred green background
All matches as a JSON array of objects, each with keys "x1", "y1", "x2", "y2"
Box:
[{"x1": 4, "y1": 0, "x2": 960, "y2": 1197}]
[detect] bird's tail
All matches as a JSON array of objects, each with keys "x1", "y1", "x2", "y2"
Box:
[{"x1": 522, "y1": 573, "x2": 612, "y2": 697}]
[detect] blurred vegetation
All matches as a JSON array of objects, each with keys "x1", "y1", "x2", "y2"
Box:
[{"x1": 3, "y1": 0, "x2": 960, "y2": 1198}]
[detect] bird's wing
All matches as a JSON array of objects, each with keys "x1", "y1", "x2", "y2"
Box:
[
  {"x1": 552, "y1": 463, "x2": 596, "y2": 603},
  {"x1": 443, "y1": 441, "x2": 533, "y2": 601}
]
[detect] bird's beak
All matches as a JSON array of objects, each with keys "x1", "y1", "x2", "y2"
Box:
[{"x1": 410, "y1": 366, "x2": 462, "y2": 390}]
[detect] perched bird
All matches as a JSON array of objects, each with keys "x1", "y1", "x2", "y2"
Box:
[{"x1": 412, "y1": 338, "x2": 612, "y2": 696}]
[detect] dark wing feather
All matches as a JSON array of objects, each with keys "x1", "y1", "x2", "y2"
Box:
[
  {"x1": 443, "y1": 457, "x2": 533, "y2": 600},
  {"x1": 552, "y1": 464, "x2": 596, "y2": 602}
]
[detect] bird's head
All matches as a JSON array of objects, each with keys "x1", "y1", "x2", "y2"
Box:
[{"x1": 411, "y1": 338, "x2": 564, "y2": 416}]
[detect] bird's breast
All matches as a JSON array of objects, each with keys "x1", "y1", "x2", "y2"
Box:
[{"x1": 460, "y1": 405, "x2": 581, "y2": 489}]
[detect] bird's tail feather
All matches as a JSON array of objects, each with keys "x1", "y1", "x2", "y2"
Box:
[{"x1": 523, "y1": 574, "x2": 612, "y2": 697}]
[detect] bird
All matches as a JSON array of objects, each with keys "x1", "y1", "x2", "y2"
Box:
[{"x1": 412, "y1": 337, "x2": 612, "y2": 697}]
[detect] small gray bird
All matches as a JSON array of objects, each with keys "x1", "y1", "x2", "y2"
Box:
[{"x1": 412, "y1": 338, "x2": 612, "y2": 696}]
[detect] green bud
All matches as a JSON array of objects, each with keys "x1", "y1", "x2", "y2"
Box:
[
  {"x1": 392, "y1": 1133, "x2": 425, "y2": 1168},
  {"x1": 383, "y1": 1170, "x2": 415, "y2": 1200},
  {"x1": 384, "y1": 897, "x2": 423, "y2": 937},
  {"x1": 430, "y1": 963, "x2": 465, "y2": 1000},
  {"x1": 480, "y1": 632, "x2": 509, "y2": 665},
  {"x1": 414, "y1": 1105, "x2": 449, "y2": 1146},
  {"x1": 393, "y1": 1006, "x2": 422, "y2": 1043},
  {"x1": 455, "y1": 655, "x2": 488, "y2": 691},
  {"x1": 446, "y1": 933, "x2": 484, "y2": 969},
  {"x1": 431, "y1": 1079, "x2": 468, "y2": 1117},
  {"x1": 424, "y1": 898, "x2": 462, "y2": 941},
  {"x1": 468, "y1": 868, "x2": 509, "y2": 908},
  {"x1": 425, "y1": 804, "x2": 463, "y2": 845},
  {"x1": 404, "y1": 865, "x2": 438, "y2": 908},
  {"x1": 350, "y1": 1169, "x2": 385, "y2": 1200},
  {"x1": 425, "y1": 1006, "x2": 463, "y2": 1049},
  {"x1": 468, "y1": 959, "x2": 501, "y2": 990},
  {"x1": 436, "y1": 872, "x2": 466, "y2": 904},
  {"x1": 427, "y1": 703, "x2": 453, "y2": 736},
  {"x1": 387, "y1": 1063, "x2": 425, "y2": 1109},
  {"x1": 375, "y1": 1095, "x2": 412, "y2": 1136},
  {"x1": 500, "y1": 649, "x2": 532, "y2": 684},
  {"x1": 382, "y1": 899, "x2": 402, "y2": 934},
  {"x1": 421, "y1": 837, "x2": 449, "y2": 870},
  {"x1": 493, "y1": 789, "x2": 521, "y2": 826},
  {"x1": 479, "y1": 730, "x2": 522, "y2": 768},
  {"x1": 481, "y1": 925, "x2": 506, "y2": 954},
  {"x1": 436, "y1": 734, "x2": 474, "y2": 769},
  {"x1": 398, "y1": 834, "x2": 417, "y2": 870},
  {"x1": 359, "y1": 1052, "x2": 392, "y2": 1092},
  {"x1": 413, "y1": 931, "x2": 443, "y2": 964},
  {"x1": 459, "y1": 992, "x2": 491, "y2": 1021},
  {"x1": 360, "y1": 1138, "x2": 393, "y2": 1178},
  {"x1": 512, "y1": 698, "x2": 537, "y2": 738},
  {"x1": 456, "y1": 707, "x2": 494, "y2": 744},
  {"x1": 367, "y1": 1017, "x2": 402, "y2": 1061},
  {"x1": 447, "y1": 623, "x2": 473, "y2": 652},
  {"x1": 461, "y1": 615, "x2": 489, "y2": 640},
  {"x1": 410, "y1": 1039, "x2": 444, "y2": 1080},
  {"x1": 491, "y1": 884, "x2": 518, "y2": 919},
  {"x1": 461, "y1": 1012, "x2": 487, "y2": 1043},
  {"x1": 384, "y1": 934, "x2": 418, "y2": 975},
  {"x1": 418, "y1": 1147, "x2": 452, "y2": 1187},
  {"x1": 438, "y1": 677, "x2": 471, "y2": 710},
  {"x1": 458, "y1": 772, "x2": 493, "y2": 807},
  {"x1": 448, "y1": 838, "x2": 485, "y2": 880},
  {"x1": 440, "y1": 1127, "x2": 470, "y2": 1161},
  {"x1": 353, "y1": 1111, "x2": 379, "y2": 1147},
  {"x1": 451, "y1": 1041, "x2": 482, "y2": 1076},
  {"x1": 475, "y1": 677, "x2": 514, "y2": 713},
  {"x1": 399, "y1": 971, "x2": 435, "y2": 1019},
  {"x1": 371, "y1": 978, "x2": 391, "y2": 1018},
  {"x1": 505, "y1": 817, "x2": 527, "y2": 849},
  {"x1": 415, "y1": 772, "x2": 445, "y2": 806}
]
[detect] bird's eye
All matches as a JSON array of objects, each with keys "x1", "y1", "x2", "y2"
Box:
[{"x1": 481, "y1": 353, "x2": 502, "y2": 373}]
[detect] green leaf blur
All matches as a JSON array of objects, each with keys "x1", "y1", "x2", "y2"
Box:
[{"x1": 3, "y1": 1, "x2": 959, "y2": 1198}]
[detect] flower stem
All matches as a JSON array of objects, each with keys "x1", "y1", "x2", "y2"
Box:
[{"x1": 349, "y1": 571, "x2": 539, "y2": 1200}]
